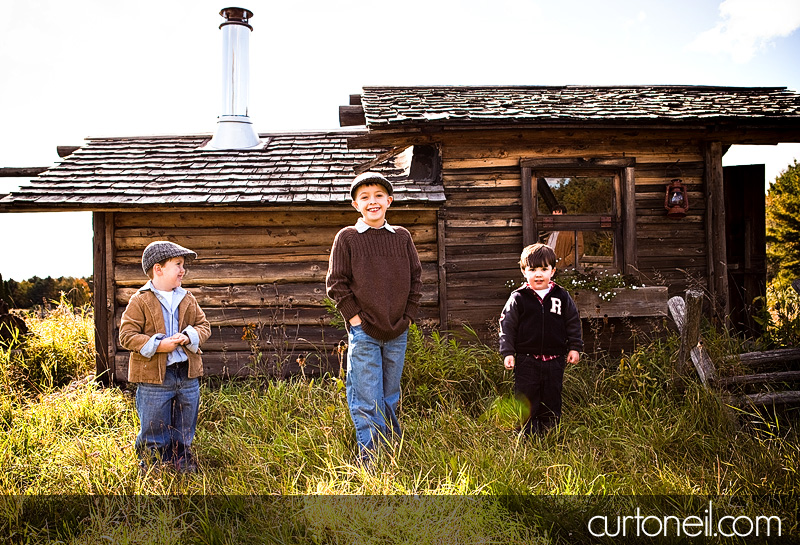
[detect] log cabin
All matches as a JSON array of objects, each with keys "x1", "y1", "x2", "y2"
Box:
[
  {"x1": 339, "y1": 85, "x2": 800, "y2": 352},
  {"x1": 2, "y1": 9, "x2": 800, "y2": 380},
  {"x1": 0, "y1": 131, "x2": 444, "y2": 382}
]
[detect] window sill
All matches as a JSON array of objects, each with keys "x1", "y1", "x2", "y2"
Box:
[{"x1": 572, "y1": 286, "x2": 669, "y2": 319}]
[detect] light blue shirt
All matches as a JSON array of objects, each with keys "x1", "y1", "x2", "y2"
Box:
[{"x1": 137, "y1": 281, "x2": 201, "y2": 364}]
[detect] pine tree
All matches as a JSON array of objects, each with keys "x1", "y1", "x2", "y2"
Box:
[{"x1": 766, "y1": 160, "x2": 800, "y2": 285}]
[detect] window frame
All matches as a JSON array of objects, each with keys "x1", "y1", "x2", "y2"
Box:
[{"x1": 520, "y1": 158, "x2": 637, "y2": 274}]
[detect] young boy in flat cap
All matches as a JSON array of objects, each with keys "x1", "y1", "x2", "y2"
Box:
[
  {"x1": 119, "y1": 240, "x2": 211, "y2": 473},
  {"x1": 326, "y1": 172, "x2": 422, "y2": 465}
]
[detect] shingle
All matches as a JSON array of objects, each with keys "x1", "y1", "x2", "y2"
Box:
[{"x1": 1, "y1": 131, "x2": 443, "y2": 207}]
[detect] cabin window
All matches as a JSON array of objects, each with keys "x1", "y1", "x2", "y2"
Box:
[{"x1": 521, "y1": 159, "x2": 635, "y2": 273}]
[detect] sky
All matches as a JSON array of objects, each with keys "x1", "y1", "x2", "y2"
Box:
[{"x1": 1, "y1": 0, "x2": 799, "y2": 281}]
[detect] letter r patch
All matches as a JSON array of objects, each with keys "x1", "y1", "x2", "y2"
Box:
[{"x1": 550, "y1": 298, "x2": 562, "y2": 315}]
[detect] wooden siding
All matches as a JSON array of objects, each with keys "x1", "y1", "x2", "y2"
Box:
[
  {"x1": 105, "y1": 207, "x2": 440, "y2": 382},
  {"x1": 436, "y1": 130, "x2": 708, "y2": 349}
]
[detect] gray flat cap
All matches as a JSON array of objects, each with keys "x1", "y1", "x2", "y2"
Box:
[
  {"x1": 142, "y1": 240, "x2": 197, "y2": 274},
  {"x1": 350, "y1": 172, "x2": 393, "y2": 200}
]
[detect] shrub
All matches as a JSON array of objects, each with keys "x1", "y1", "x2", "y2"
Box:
[
  {"x1": 402, "y1": 325, "x2": 510, "y2": 415},
  {"x1": 0, "y1": 296, "x2": 94, "y2": 393}
]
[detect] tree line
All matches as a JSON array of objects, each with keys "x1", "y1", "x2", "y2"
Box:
[{"x1": 0, "y1": 274, "x2": 93, "y2": 309}]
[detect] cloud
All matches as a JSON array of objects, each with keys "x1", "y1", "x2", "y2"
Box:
[{"x1": 689, "y1": 0, "x2": 800, "y2": 63}]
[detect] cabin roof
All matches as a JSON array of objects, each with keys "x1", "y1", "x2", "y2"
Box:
[
  {"x1": 358, "y1": 85, "x2": 800, "y2": 128},
  {"x1": 0, "y1": 130, "x2": 445, "y2": 211}
]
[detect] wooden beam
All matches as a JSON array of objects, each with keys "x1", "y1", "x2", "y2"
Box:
[
  {"x1": 0, "y1": 167, "x2": 48, "y2": 177},
  {"x1": 105, "y1": 212, "x2": 117, "y2": 383},
  {"x1": 704, "y1": 141, "x2": 728, "y2": 319},
  {"x1": 57, "y1": 146, "x2": 81, "y2": 157},
  {"x1": 339, "y1": 105, "x2": 365, "y2": 127},
  {"x1": 668, "y1": 292, "x2": 717, "y2": 387},
  {"x1": 723, "y1": 347, "x2": 800, "y2": 369},
  {"x1": 521, "y1": 167, "x2": 534, "y2": 246},
  {"x1": 437, "y1": 209, "x2": 448, "y2": 333},
  {"x1": 353, "y1": 145, "x2": 408, "y2": 175},
  {"x1": 623, "y1": 166, "x2": 637, "y2": 275},
  {"x1": 92, "y1": 213, "x2": 110, "y2": 385}
]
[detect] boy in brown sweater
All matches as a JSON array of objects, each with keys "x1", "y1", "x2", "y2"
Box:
[{"x1": 326, "y1": 172, "x2": 422, "y2": 464}]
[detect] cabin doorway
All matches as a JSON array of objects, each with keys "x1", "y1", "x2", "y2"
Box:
[{"x1": 723, "y1": 164, "x2": 767, "y2": 337}]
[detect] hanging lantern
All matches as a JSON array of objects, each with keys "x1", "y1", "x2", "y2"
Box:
[{"x1": 664, "y1": 179, "x2": 689, "y2": 218}]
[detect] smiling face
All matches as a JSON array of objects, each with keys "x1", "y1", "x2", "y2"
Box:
[
  {"x1": 352, "y1": 183, "x2": 393, "y2": 228},
  {"x1": 523, "y1": 264, "x2": 555, "y2": 291},
  {"x1": 151, "y1": 256, "x2": 186, "y2": 291}
]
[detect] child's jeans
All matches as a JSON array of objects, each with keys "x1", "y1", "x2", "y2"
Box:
[
  {"x1": 135, "y1": 361, "x2": 200, "y2": 466},
  {"x1": 346, "y1": 324, "x2": 408, "y2": 459},
  {"x1": 513, "y1": 354, "x2": 566, "y2": 435}
]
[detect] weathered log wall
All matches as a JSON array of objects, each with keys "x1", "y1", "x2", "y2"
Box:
[
  {"x1": 437, "y1": 129, "x2": 707, "y2": 349},
  {"x1": 103, "y1": 207, "x2": 440, "y2": 382}
]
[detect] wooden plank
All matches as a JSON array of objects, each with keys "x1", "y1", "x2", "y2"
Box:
[
  {"x1": 115, "y1": 261, "x2": 329, "y2": 287},
  {"x1": 115, "y1": 305, "x2": 440, "y2": 328},
  {"x1": 114, "y1": 209, "x2": 437, "y2": 229},
  {"x1": 723, "y1": 348, "x2": 800, "y2": 369},
  {"x1": 339, "y1": 105, "x2": 365, "y2": 127},
  {"x1": 115, "y1": 324, "x2": 341, "y2": 353},
  {"x1": 114, "y1": 350, "x2": 341, "y2": 382},
  {"x1": 105, "y1": 212, "x2": 117, "y2": 382},
  {"x1": 727, "y1": 391, "x2": 800, "y2": 408},
  {"x1": 718, "y1": 370, "x2": 800, "y2": 387},
  {"x1": 572, "y1": 286, "x2": 668, "y2": 319},
  {"x1": 116, "y1": 261, "x2": 438, "y2": 288},
  {"x1": 0, "y1": 167, "x2": 49, "y2": 177},
  {"x1": 668, "y1": 293, "x2": 717, "y2": 387},
  {"x1": 354, "y1": 145, "x2": 408, "y2": 175},
  {"x1": 116, "y1": 283, "x2": 440, "y2": 308},
  {"x1": 437, "y1": 209, "x2": 448, "y2": 333},
  {"x1": 114, "y1": 225, "x2": 438, "y2": 250},
  {"x1": 92, "y1": 213, "x2": 110, "y2": 384},
  {"x1": 704, "y1": 141, "x2": 728, "y2": 318}
]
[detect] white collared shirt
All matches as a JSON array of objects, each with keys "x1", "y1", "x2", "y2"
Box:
[{"x1": 355, "y1": 218, "x2": 396, "y2": 233}]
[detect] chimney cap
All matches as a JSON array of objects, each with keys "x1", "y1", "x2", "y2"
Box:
[{"x1": 220, "y1": 7, "x2": 253, "y2": 30}]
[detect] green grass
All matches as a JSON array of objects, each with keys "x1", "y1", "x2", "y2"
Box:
[{"x1": 1, "y1": 300, "x2": 798, "y2": 543}]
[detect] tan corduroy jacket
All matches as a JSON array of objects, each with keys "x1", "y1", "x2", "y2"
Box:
[{"x1": 119, "y1": 288, "x2": 211, "y2": 384}]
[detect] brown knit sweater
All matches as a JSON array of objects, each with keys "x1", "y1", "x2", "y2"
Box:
[{"x1": 326, "y1": 225, "x2": 422, "y2": 341}]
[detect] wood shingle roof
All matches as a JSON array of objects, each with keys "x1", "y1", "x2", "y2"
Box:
[
  {"x1": 0, "y1": 130, "x2": 445, "y2": 210},
  {"x1": 359, "y1": 85, "x2": 800, "y2": 128}
]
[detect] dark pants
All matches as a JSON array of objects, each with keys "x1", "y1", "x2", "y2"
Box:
[{"x1": 514, "y1": 354, "x2": 566, "y2": 435}]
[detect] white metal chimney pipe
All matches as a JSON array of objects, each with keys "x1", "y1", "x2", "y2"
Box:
[{"x1": 206, "y1": 7, "x2": 262, "y2": 150}]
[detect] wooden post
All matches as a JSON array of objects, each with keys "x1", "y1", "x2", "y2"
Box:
[
  {"x1": 704, "y1": 141, "x2": 728, "y2": 320},
  {"x1": 437, "y1": 209, "x2": 448, "y2": 334},
  {"x1": 622, "y1": 166, "x2": 637, "y2": 275},
  {"x1": 92, "y1": 212, "x2": 109, "y2": 384},
  {"x1": 521, "y1": 167, "x2": 534, "y2": 246},
  {"x1": 668, "y1": 290, "x2": 717, "y2": 387}
]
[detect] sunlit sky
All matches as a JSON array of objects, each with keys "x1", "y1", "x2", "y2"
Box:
[{"x1": 1, "y1": 0, "x2": 799, "y2": 280}]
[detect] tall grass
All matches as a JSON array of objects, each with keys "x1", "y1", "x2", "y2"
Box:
[{"x1": 1, "y1": 301, "x2": 798, "y2": 543}]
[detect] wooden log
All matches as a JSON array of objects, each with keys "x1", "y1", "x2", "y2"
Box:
[
  {"x1": 727, "y1": 390, "x2": 800, "y2": 408},
  {"x1": 116, "y1": 282, "x2": 439, "y2": 308},
  {"x1": 114, "y1": 209, "x2": 437, "y2": 229},
  {"x1": 718, "y1": 370, "x2": 800, "y2": 388},
  {"x1": 668, "y1": 292, "x2": 717, "y2": 387},
  {"x1": 114, "y1": 225, "x2": 438, "y2": 250},
  {"x1": 114, "y1": 350, "x2": 342, "y2": 382},
  {"x1": 0, "y1": 167, "x2": 49, "y2": 177},
  {"x1": 722, "y1": 348, "x2": 800, "y2": 369},
  {"x1": 57, "y1": 146, "x2": 81, "y2": 157}
]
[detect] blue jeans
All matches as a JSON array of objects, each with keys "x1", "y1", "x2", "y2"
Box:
[
  {"x1": 135, "y1": 362, "x2": 200, "y2": 465},
  {"x1": 346, "y1": 325, "x2": 408, "y2": 457}
]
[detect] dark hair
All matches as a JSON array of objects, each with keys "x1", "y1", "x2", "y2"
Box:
[
  {"x1": 519, "y1": 243, "x2": 557, "y2": 270},
  {"x1": 552, "y1": 205, "x2": 568, "y2": 213}
]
